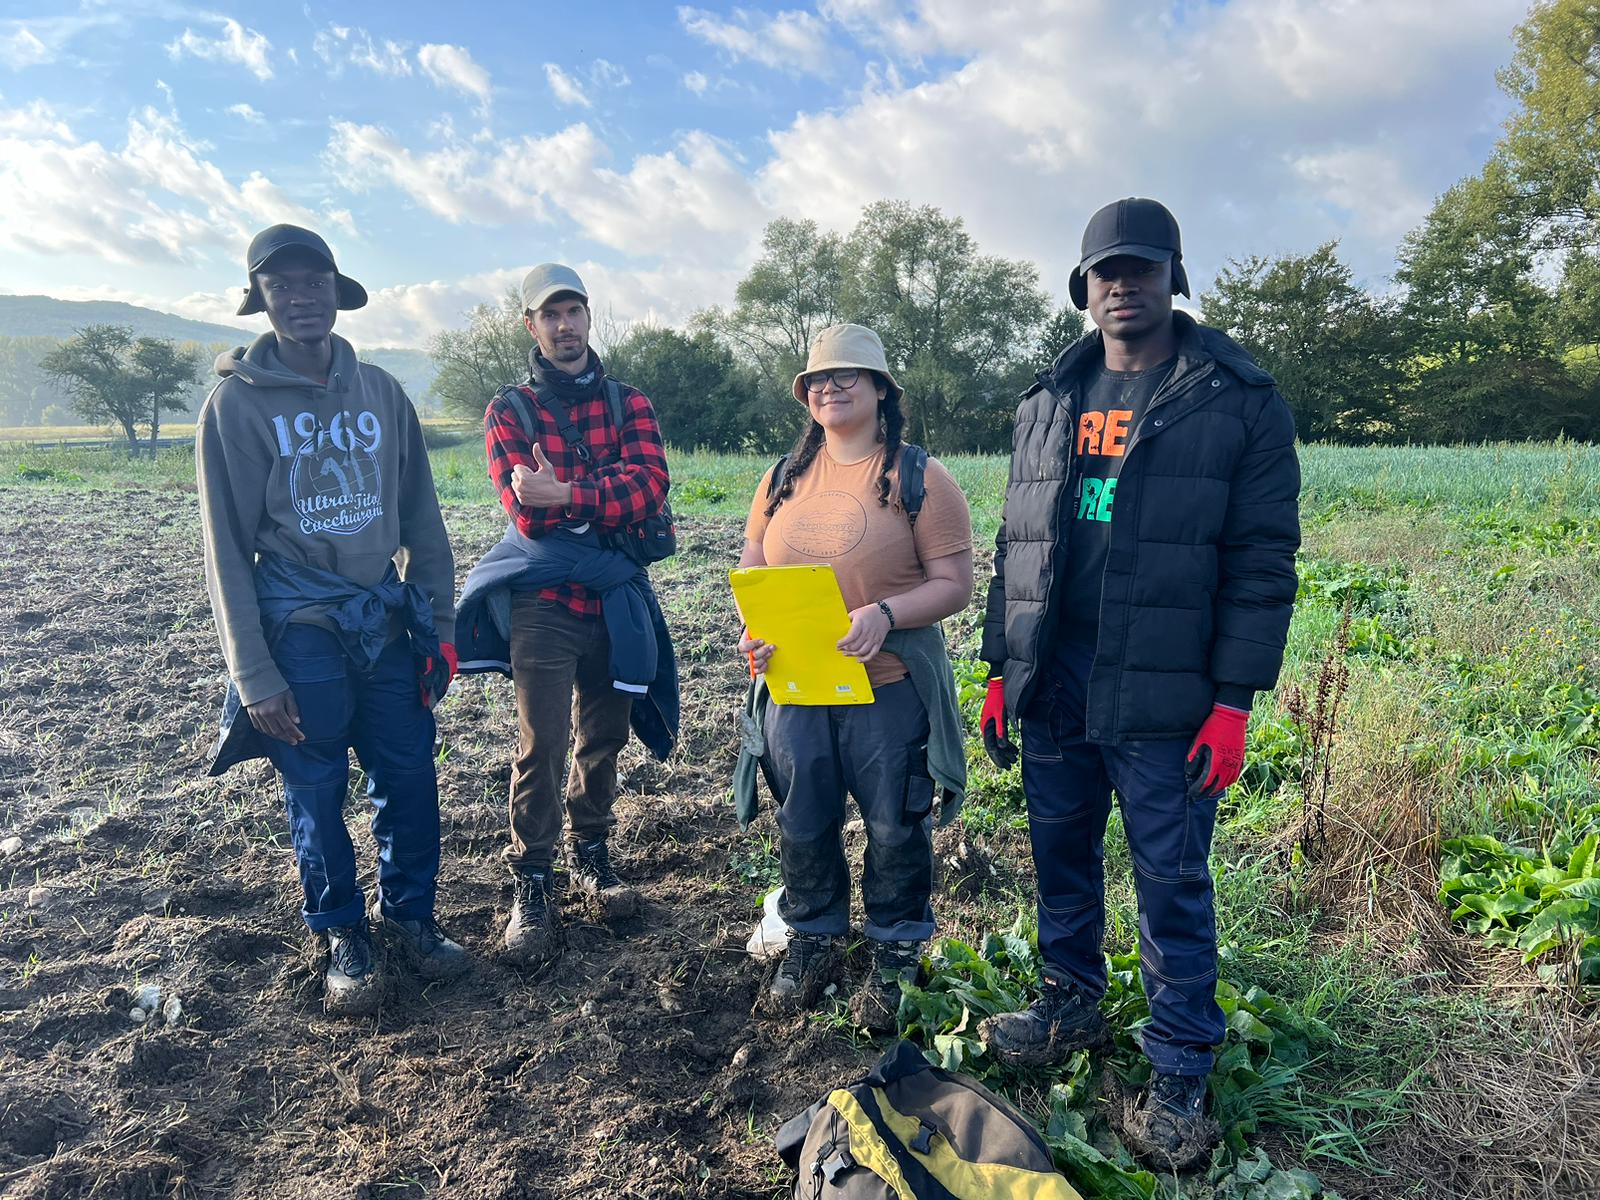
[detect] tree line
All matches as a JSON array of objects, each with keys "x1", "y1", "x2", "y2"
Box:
[{"x1": 431, "y1": 0, "x2": 1600, "y2": 452}]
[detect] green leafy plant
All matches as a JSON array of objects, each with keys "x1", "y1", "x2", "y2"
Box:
[
  {"x1": 1438, "y1": 830, "x2": 1600, "y2": 982},
  {"x1": 676, "y1": 478, "x2": 730, "y2": 503},
  {"x1": 894, "y1": 926, "x2": 1354, "y2": 1196}
]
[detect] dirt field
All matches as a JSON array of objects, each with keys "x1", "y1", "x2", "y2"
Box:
[{"x1": 0, "y1": 489, "x2": 1031, "y2": 1199}]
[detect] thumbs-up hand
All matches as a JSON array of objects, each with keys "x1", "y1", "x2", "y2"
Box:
[{"x1": 510, "y1": 443, "x2": 574, "y2": 509}]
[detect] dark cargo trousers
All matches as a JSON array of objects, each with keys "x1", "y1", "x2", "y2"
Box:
[
  {"x1": 767, "y1": 678, "x2": 936, "y2": 943},
  {"x1": 507, "y1": 593, "x2": 633, "y2": 871},
  {"x1": 1019, "y1": 641, "x2": 1226, "y2": 1077},
  {"x1": 263, "y1": 624, "x2": 441, "y2": 932}
]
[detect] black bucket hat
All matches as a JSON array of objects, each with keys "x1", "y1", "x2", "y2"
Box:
[
  {"x1": 237, "y1": 224, "x2": 368, "y2": 316},
  {"x1": 1068, "y1": 197, "x2": 1190, "y2": 310}
]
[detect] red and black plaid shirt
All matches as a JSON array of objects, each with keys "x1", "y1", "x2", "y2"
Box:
[{"x1": 484, "y1": 380, "x2": 670, "y2": 617}]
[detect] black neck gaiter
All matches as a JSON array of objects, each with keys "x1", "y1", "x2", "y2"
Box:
[{"x1": 529, "y1": 346, "x2": 603, "y2": 405}]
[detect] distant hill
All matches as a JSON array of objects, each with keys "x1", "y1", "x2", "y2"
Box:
[
  {"x1": 0, "y1": 294, "x2": 438, "y2": 417},
  {"x1": 0, "y1": 294, "x2": 255, "y2": 344}
]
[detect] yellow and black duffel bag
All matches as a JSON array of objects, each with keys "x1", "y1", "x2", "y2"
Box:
[{"x1": 775, "y1": 1040, "x2": 1083, "y2": 1200}]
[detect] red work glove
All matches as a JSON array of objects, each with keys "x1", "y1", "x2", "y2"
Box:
[
  {"x1": 418, "y1": 642, "x2": 458, "y2": 709},
  {"x1": 1185, "y1": 704, "x2": 1248, "y2": 799},
  {"x1": 980, "y1": 678, "x2": 1017, "y2": 769}
]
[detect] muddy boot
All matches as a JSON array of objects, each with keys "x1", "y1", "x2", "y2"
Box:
[
  {"x1": 503, "y1": 867, "x2": 562, "y2": 966},
  {"x1": 848, "y1": 939, "x2": 923, "y2": 1034},
  {"x1": 375, "y1": 908, "x2": 472, "y2": 981},
  {"x1": 571, "y1": 838, "x2": 641, "y2": 920},
  {"x1": 1119, "y1": 1072, "x2": 1220, "y2": 1171},
  {"x1": 323, "y1": 919, "x2": 383, "y2": 1016},
  {"x1": 978, "y1": 967, "x2": 1110, "y2": 1067},
  {"x1": 762, "y1": 932, "x2": 838, "y2": 1015}
]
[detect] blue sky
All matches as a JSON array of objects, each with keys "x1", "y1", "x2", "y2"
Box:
[{"x1": 0, "y1": 0, "x2": 1528, "y2": 348}]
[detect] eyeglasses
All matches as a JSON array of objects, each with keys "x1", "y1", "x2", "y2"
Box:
[{"x1": 803, "y1": 368, "x2": 861, "y2": 393}]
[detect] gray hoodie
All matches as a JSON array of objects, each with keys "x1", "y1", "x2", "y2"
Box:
[{"x1": 196, "y1": 332, "x2": 455, "y2": 706}]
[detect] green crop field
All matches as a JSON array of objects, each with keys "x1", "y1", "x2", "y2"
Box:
[{"x1": 2, "y1": 437, "x2": 1596, "y2": 1198}]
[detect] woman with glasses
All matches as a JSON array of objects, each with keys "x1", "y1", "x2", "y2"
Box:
[{"x1": 735, "y1": 323, "x2": 973, "y2": 1031}]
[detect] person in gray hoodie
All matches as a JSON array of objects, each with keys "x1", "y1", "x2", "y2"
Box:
[{"x1": 196, "y1": 224, "x2": 467, "y2": 1014}]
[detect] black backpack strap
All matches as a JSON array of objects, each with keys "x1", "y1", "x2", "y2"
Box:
[
  {"x1": 496, "y1": 382, "x2": 552, "y2": 457},
  {"x1": 898, "y1": 443, "x2": 929, "y2": 529},
  {"x1": 603, "y1": 377, "x2": 626, "y2": 432},
  {"x1": 766, "y1": 453, "x2": 791, "y2": 500},
  {"x1": 849, "y1": 1084, "x2": 959, "y2": 1200}
]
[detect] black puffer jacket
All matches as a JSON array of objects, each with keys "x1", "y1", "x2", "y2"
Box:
[{"x1": 980, "y1": 312, "x2": 1300, "y2": 741}]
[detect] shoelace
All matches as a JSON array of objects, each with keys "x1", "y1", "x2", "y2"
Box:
[
  {"x1": 331, "y1": 926, "x2": 372, "y2": 977},
  {"x1": 783, "y1": 935, "x2": 829, "y2": 978},
  {"x1": 1149, "y1": 1075, "x2": 1205, "y2": 1117},
  {"x1": 514, "y1": 874, "x2": 549, "y2": 909},
  {"x1": 578, "y1": 842, "x2": 620, "y2": 888}
]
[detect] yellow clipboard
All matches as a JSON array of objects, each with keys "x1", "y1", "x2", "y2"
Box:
[{"x1": 729, "y1": 565, "x2": 875, "y2": 706}]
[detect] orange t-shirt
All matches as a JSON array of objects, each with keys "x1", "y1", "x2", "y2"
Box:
[{"x1": 744, "y1": 446, "x2": 973, "y2": 687}]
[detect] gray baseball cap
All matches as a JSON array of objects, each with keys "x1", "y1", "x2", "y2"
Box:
[{"x1": 521, "y1": 262, "x2": 588, "y2": 313}]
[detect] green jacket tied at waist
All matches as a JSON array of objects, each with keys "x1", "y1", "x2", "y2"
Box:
[{"x1": 733, "y1": 624, "x2": 968, "y2": 830}]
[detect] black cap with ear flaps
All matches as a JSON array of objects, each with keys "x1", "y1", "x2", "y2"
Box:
[
  {"x1": 1068, "y1": 197, "x2": 1190, "y2": 310},
  {"x1": 237, "y1": 224, "x2": 368, "y2": 316}
]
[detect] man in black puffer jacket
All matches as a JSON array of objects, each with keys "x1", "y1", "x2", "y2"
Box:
[{"x1": 976, "y1": 199, "x2": 1300, "y2": 1169}]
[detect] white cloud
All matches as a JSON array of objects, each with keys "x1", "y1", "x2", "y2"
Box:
[
  {"x1": 544, "y1": 63, "x2": 591, "y2": 109},
  {"x1": 677, "y1": 5, "x2": 832, "y2": 73},
  {"x1": 0, "y1": 27, "x2": 51, "y2": 69},
  {"x1": 0, "y1": 102, "x2": 348, "y2": 268},
  {"x1": 336, "y1": 259, "x2": 740, "y2": 348},
  {"x1": 326, "y1": 119, "x2": 766, "y2": 261},
  {"x1": 0, "y1": 98, "x2": 72, "y2": 140},
  {"x1": 757, "y1": 0, "x2": 1523, "y2": 298},
  {"x1": 418, "y1": 43, "x2": 492, "y2": 113},
  {"x1": 166, "y1": 19, "x2": 274, "y2": 83},
  {"x1": 819, "y1": 0, "x2": 940, "y2": 60},
  {"x1": 683, "y1": 70, "x2": 709, "y2": 95},
  {"x1": 590, "y1": 59, "x2": 631, "y2": 88},
  {"x1": 312, "y1": 24, "x2": 412, "y2": 77},
  {"x1": 225, "y1": 102, "x2": 264, "y2": 125}
]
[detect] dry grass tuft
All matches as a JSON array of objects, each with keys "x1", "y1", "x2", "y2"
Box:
[{"x1": 1391, "y1": 999, "x2": 1600, "y2": 1200}]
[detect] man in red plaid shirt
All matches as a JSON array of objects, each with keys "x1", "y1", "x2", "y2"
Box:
[{"x1": 485, "y1": 262, "x2": 670, "y2": 964}]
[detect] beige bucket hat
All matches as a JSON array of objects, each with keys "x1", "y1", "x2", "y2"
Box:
[{"x1": 791, "y1": 323, "x2": 903, "y2": 405}]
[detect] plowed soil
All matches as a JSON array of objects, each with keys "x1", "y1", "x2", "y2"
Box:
[{"x1": 0, "y1": 489, "x2": 1011, "y2": 1199}]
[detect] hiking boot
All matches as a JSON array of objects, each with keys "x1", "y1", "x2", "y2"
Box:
[
  {"x1": 324, "y1": 919, "x2": 382, "y2": 1016},
  {"x1": 848, "y1": 939, "x2": 923, "y2": 1034},
  {"x1": 763, "y1": 932, "x2": 838, "y2": 1015},
  {"x1": 1120, "y1": 1072, "x2": 1220, "y2": 1170},
  {"x1": 503, "y1": 868, "x2": 562, "y2": 966},
  {"x1": 374, "y1": 906, "x2": 472, "y2": 981},
  {"x1": 978, "y1": 967, "x2": 1110, "y2": 1067},
  {"x1": 571, "y1": 838, "x2": 641, "y2": 920}
]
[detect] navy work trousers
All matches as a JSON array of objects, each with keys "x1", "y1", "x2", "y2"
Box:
[
  {"x1": 1020, "y1": 641, "x2": 1225, "y2": 1076},
  {"x1": 263, "y1": 624, "x2": 441, "y2": 932},
  {"x1": 767, "y1": 678, "x2": 936, "y2": 944}
]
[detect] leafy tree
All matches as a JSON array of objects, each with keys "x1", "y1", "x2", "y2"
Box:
[
  {"x1": 428, "y1": 288, "x2": 534, "y2": 419},
  {"x1": 1497, "y1": 0, "x2": 1600, "y2": 253},
  {"x1": 1401, "y1": 356, "x2": 1597, "y2": 442},
  {"x1": 1034, "y1": 304, "x2": 1087, "y2": 373},
  {"x1": 697, "y1": 217, "x2": 847, "y2": 399},
  {"x1": 0, "y1": 335, "x2": 62, "y2": 425},
  {"x1": 605, "y1": 325, "x2": 776, "y2": 451},
  {"x1": 841, "y1": 201, "x2": 1051, "y2": 450},
  {"x1": 1203, "y1": 242, "x2": 1400, "y2": 441},
  {"x1": 1395, "y1": 166, "x2": 1552, "y2": 366},
  {"x1": 40, "y1": 324, "x2": 201, "y2": 454}
]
